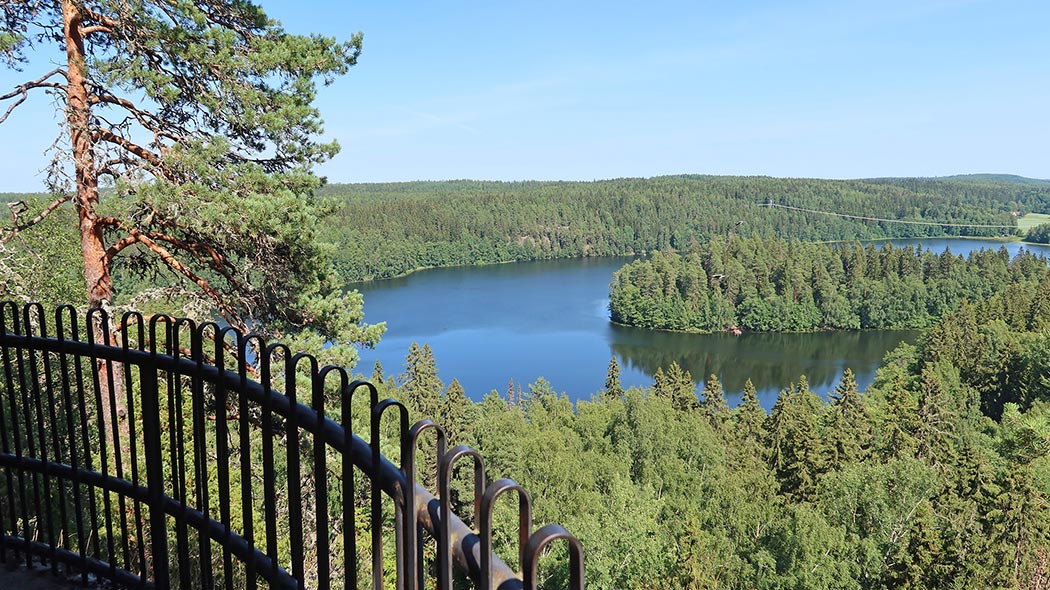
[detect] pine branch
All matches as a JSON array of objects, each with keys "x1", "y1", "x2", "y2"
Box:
[{"x1": 110, "y1": 227, "x2": 246, "y2": 330}]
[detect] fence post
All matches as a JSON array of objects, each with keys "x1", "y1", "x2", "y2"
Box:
[{"x1": 139, "y1": 358, "x2": 170, "y2": 589}]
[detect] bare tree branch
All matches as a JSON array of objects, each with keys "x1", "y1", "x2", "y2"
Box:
[
  {"x1": 80, "y1": 25, "x2": 114, "y2": 36},
  {"x1": 0, "y1": 68, "x2": 67, "y2": 125},
  {"x1": 93, "y1": 127, "x2": 178, "y2": 181},
  {"x1": 0, "y1": 195, "x2": 72, "y2": 244},
  {"x1": 80, "y1": 6, "x2": 122, "y2": 29}
]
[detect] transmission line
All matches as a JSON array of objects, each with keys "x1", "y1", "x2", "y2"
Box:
[{"x1": 761, "y1": 201, "x2": 1017, "y2": 229}]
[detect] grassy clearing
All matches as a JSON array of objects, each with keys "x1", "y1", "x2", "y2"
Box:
[{"x1": 1017, "y1": 212, "x2": 1050, "y2": 231}]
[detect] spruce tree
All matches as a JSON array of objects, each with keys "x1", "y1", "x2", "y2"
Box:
[
  {"x1": 733, "y1": 378, "x2": 768, "y2": 461},
  {"x1": 824, "y1": 368, "x2": 874, "y2": 469},
  {"x1": 400, "y1": 342, "x2": 444, "y2": 419},
  {"x1": 651, "y1": 367, "x2": 669, "y2": 400},
  {"x1": 666, "y1": 361, "x2": 697, "y2": 412},
  {"x1": 766, "y1": 382, "x2": 826, "y2": 500},
  {"x1": 916, "y1": 366, "x2": 957, "y2": 467},
  {"x1": 441, "y1": 378, "x2": 469, "y2": 443},
  {"x1": 371, "y1": 360, "x2": 385, "y2": 384},
  {"x1": 604, "y1": 356, "x2": 625, "y2": 399},
  {"x1": 701, "y1": 373, "x2": 730, "y2": 424},
  {"x1": 883, "y1": 372, "x2": 921, "y2": 460}
]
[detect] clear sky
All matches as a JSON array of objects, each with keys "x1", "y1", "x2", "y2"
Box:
[{"x1": 1, "y1": 0, "x2": 1048, "y2": 191}]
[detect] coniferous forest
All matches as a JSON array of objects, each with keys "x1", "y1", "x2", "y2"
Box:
[
  {"x1": 608, "y1": 238, "x2": 1050, "y2": 332},
  {"x1": 3, "y1": 0, "x2": 1050, "y2": 587},
  {"x1": 379, "y1": 279, "x2": 1050, "y2": 589},
  {"x1": 316, "y1": 175, "x2": 1050, "y2": 282}
]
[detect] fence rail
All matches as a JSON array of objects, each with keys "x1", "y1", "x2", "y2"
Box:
[{"x1": 0, "y1": 302, "x2": 583, "y2": 589}]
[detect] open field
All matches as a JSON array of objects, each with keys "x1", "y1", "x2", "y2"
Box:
[{"x1": 1017, "y1": 212, "x2": 1050, "y2": 231}]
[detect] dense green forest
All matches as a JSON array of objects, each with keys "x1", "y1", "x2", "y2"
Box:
[
  {"x1": 378, "y1": 280, "x2": 1050, "y2": 589},
  {"x1": 609, "y1": 237, "x2": 1050, "y2": 332},
  {"x1": 1027, "y1": 223, "x2": 1050, "y2": 244},
  {"x1": 317, "y1": 175, "x2": 1050, "y2": 282}
]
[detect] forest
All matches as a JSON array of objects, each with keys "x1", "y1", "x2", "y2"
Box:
[
  {"x1": 317, "y1": 175, "x2": 1050, "y2": 283},
  {"x1": 608, "y1": 237, "x2": 1050, "y2": 332},
  {"x1": 375, "y1": 278, "x2": 1050, "y2": 589}
]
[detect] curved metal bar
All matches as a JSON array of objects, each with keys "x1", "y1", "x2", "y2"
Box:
[
  {"x1": 523, "y1": 524, "x2": 585, "y2": 590},
  {"x1": 0, "y1": 537, "x2": 153, "y2": 590},
  {"x1": 343, "y1": 379, "x2": 378, "y2": 590},
  {"x1": 372, "y1": 398, "x2": 410, "y2": 590},
  {"x1": 314, "y1": 364, "x2": 349, "y2": 590},
  {"x1": 407, "y1": 419, "x2": 447, "y2": 590},
  {"x1": 480, "y1": 478, "x2": 532, "y2": 590},
  {"x1": 84, "y1": 307, "x2": 110, "y2": 345},
  {"x1": 21, "y1": 302, "x2": 45, "y2": 337},
  {"x1": 0, "y1": 300, "x2": 20, "y2": 335},
  {"x1": 438, "y1": 445, "x2": 485, "y2": 590},
  {"x1": 53, "y1": 304, "x2": 80, "y2": 338},
  {"x1": 0, "y1": 332, "x2": 408, "y2": 494}
]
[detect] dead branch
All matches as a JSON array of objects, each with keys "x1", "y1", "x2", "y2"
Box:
[
  {"x1": 1, "y1": 195, "x2": 72, "y2": 244},
  {"x1": 0, "y1": 68, "x2": 68, "y2": 125},
  {"x1": 93, "y1": 128, "x2": 165, "y2": 170},
  {"x1": 80, "y1": 25, "x2": 114, "y2": 36},
  {"x1": 80, "y1": 6, "x2": 122, "y2": 29}
]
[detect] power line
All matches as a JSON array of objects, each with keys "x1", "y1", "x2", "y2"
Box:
[{"x1": 761, "y1": 201, "x2": 1017, "y2": 230}]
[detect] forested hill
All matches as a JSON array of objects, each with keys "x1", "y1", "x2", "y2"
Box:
[{"x1": 317, "y1": 175, "x2": 1050, "y2": 282}]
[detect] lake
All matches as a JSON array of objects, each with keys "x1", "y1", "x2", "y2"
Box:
[{"x1": 350, "y1": 238, "x2": 1050, "y2": 408}]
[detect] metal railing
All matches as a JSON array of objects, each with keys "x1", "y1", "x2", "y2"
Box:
[{"x1": 0, "y1": 302, "x2": 584, "y2": 589}]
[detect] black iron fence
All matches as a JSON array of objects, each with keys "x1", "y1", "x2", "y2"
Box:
[{"x1": 0, "y1": 302, "x2": 583, "y2": 589}]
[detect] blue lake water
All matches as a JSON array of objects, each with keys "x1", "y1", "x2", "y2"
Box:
[{"x1": 350, "y1": 238, "x2": 1050, "y2": 408}]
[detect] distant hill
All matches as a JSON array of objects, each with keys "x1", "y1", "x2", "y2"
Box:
[{"x1": 939, "y1": 173, "x2": 1050, "y2": 186}]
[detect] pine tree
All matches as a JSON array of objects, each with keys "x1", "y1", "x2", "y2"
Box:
[
  {"x1": 604, "y1": 356, "x2": 625, "y2": 399},
  {"x1": 0, "y1": 0, "x2": 376, "y2": 361}
]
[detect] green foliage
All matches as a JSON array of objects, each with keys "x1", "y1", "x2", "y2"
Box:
[
  {"x1": 318, "y1": 175, "x2": 1044, "y2": 283},
  {"x1": 1, "y1": 0, "x2": 379, "y2": 369},
  {"x1": 1025, "y1": 222, "x2": 1050, "y2": 244},
  {"x1": 603, "y1": 356, "x2": 625, "y2": 399},
  {"x1": 399, "y1": 342, "x2": 444, "y2": 419},
  {"x1": 0, "y1": 199, "x2": 83, "y2": 308},
  {"x1": 610, "y1": 237, "x2": 1050, "y2": 333}
]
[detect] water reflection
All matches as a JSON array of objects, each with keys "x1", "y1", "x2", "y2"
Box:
[{"x1": 609, "y1": 324, "x2": 919, "y2": 407}]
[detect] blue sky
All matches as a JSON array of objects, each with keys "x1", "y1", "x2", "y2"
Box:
[{"x1": 1, "y1": 0, "x2": 1048, "y2": 191}]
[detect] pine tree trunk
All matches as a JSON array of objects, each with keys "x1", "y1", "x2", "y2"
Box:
[
  {"x1": 63, "y1": 1, "x2": 111, "y2": 310},
  {"x1": 63, "y1": 0, "x2": 130, "y2": 472}
]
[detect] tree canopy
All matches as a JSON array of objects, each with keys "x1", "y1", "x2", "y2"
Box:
[{"x1": 0, "y1": 0, "x2": 380, "y2": 365}]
